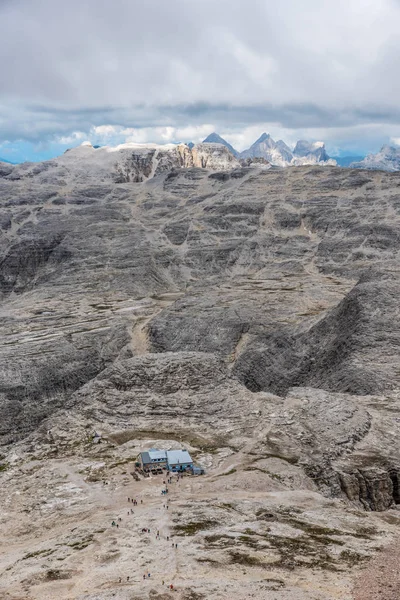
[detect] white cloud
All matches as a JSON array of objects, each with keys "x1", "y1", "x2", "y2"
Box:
[
  {"x1": 57, "y1": 131, "x2": 86, "y2": 144},
  {"x1": 92, "y1": 125, "x2": 119, "y2": 137}
]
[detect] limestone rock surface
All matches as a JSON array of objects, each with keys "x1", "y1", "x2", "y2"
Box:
[{"x1": 0, "y1": 153, "x2": 400, "y2": 599}]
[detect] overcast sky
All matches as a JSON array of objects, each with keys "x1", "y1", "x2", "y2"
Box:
[{"x1": 1, "y1": 0, "x2": 400, "y2": 162}]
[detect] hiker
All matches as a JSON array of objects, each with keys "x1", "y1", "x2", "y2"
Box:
[
  {"x1": 143, "y1": 574, "x2": 146, "y2": 580},
  {"x1": 128, "y1": 497, "x2": 130, "y2": 502},
  {"x1": 162, "y1": 579, "x2": 165, "y2": 585},
  {"x1": 127, "y1": 576, "x2": 130, "y2": 581},
  {"x1": 119, "y1": 577, "x2": 121, "y2": 583},
  {"x1": 112, "y1": 521, "x2": 116, "y2": 526},
  {"x1": 148, "y1": 572, "x2": 151, "y2": 578},
  {"x1": 170, "y1": 584, "x2": 174, "y2": 590},
  {"x1": 116, "y1": 524, "x2": 119, "y2": 528},
  {"x1": 141, "y1": 499, "x2": 143, "y2": 504},
  {"x1": 167, "y1": 536, "x2": 169, "y2": 541}
]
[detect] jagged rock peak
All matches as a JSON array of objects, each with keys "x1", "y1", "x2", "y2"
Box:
[
  {"x1": 239, "y1": 133, "x2": 335, "y2": 167},
  {"x1": 254, "y1": 132, "x2": 270, "y2": 143},
  {"x1": 293, "y1": 139, "x2": 329, "y2": 162},
  {"x1": 202, "y1": 132, "x2": 239, "y2": 157},
  {"x1": 240, "y1": 132, "x2": 292, "y2": 166}
]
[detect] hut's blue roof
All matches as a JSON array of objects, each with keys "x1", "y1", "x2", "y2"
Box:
[{"x1": 166, "y1": 450, "x2": 193, "y2": 464}]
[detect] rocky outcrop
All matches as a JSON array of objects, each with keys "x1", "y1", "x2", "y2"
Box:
[
  {"x1": 339, "y1": 468, "x2": 399, "y2": 511},
  {"x1": 191, "y1": 143, "x2": 240, "y2": 170},
  {"x1": 239, "y1": 156, "x2": 270, "y2": 167},
  {"x1": 70, "y1": 351, "x2": 267, "y2": 438}
]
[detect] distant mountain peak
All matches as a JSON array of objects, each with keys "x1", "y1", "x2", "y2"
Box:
[
  {"x1": 202, "y1": 132, "x2": 238, "y2": 157},
  {"x1": 240, "y1": 132, "x2": 291, "y2": 165},
  {"x1": 293, "y1": 140, "x2": 330, "y2": 163},
  {"x1": 254, "y1": 132, "x2": 271, "y2": 144},
  {"x1": 239, "y1": 133, "x2": 334, "y2": 167},
  {"x1": 203, "y1": 132, "x2": 225, "y2": 144},
  {"x1": 350, "y1": 145, "x2": 400, "y2": 172}
]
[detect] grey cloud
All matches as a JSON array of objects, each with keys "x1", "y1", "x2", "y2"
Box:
[
  {"x1": 3, "y1": 103, "x2": 400, "y2": 144},
  {"x1": 0, "y1": 0, "x2": 400, "y2": 149}
]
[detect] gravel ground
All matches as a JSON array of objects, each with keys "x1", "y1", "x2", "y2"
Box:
[{"x1": 353, "y1": 543, "x2": 400, "y2": 600}]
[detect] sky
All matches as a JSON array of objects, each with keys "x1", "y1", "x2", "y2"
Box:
[{"x1": 1, "y1": 0, "x2": 400, "y2": 162}]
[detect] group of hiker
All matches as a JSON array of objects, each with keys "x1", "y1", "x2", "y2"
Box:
[{"x1": 111, "y1": 476, "x2": 180, "y2": 591}]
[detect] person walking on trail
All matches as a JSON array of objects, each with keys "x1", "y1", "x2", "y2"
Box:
[
  {"x1": 175, "y1": 543, "x2": 178, "y2": 548},
  {"x1": 148, "y1": 572, "x2": 151, "y2": 578},
  {"x1": 143, "y1": 574, "x2": 146, "y2": 580}
]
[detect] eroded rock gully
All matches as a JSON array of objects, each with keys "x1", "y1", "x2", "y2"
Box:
[{"x1": 1, "y1": 153, "x2": 400, "y2": 599}]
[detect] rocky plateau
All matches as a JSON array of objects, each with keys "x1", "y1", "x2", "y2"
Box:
[{"x1": 0, "y1": 142, "x2": 400, "y2": 599}]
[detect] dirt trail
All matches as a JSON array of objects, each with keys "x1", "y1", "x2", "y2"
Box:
[{"x1": 352, "y1": 543, "x2": 400, "y2": 600}]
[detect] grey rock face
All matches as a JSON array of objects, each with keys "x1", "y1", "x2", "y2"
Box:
[
  {"x1": 234, "y1": 272, "x2": 400, "y2": 396},
  {"x1": 293, "y1": 140, "x2": 330, "y2": 162},
  {"x1": 0, "y1": 157, "x2": 399, "y2": 513},
  {"x1": 72, "y1": 351, "x2": 266, "y2": 435},
  {"x1": 351, "y1": 144, "x2": 400, "y2": 171}
]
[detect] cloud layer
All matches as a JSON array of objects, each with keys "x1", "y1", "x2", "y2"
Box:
[{"x1": 1, "y1": 0, "x2": 400, "y2": 159}]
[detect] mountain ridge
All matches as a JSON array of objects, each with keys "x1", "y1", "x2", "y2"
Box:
[{"x1": 203, "y1": 131, "x2": 336, "y2": 166}]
